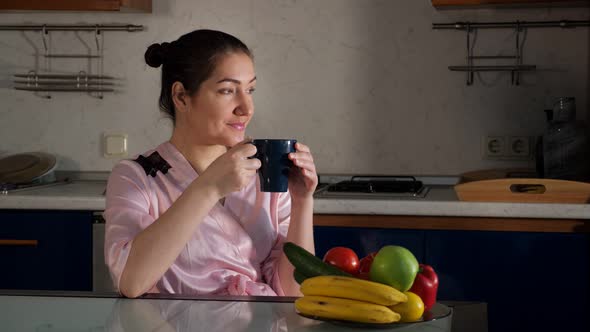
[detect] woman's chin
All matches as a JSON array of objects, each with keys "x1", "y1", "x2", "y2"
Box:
[{"x1": 224, "y1": 135, "x2": 245, "y2": 147}]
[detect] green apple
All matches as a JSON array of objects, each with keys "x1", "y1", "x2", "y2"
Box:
[{"x1": 369, "y1": 245, "x2": 419, "y2": 292}]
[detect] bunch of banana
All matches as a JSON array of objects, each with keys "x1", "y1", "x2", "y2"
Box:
[{"x1": 295, "y1": 275, "x2": 408, "y2": 324}]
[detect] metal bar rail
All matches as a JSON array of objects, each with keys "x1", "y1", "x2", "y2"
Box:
[
  {"x1": 432, "y1": 20, "x2": 590, "y2": 85},
  {"x1": 433, "y1": 20, "x2": 590, "y2": 30},
  {"x1": 2, "y1": 23, "x2": 143, "y2": 97},
  {"x1": 0, "y1": 24, "x2": 143, "y2": 32}
]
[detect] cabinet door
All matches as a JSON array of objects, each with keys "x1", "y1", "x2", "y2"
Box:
[
  {"x1": 0, "y1": 210, "x2": 93, "y2": 291},
  {"x1": 425, "y1": 230, "x2": 589, "y2": 332},
  {"x1": 313, "y1": 226, "x2": 425, "y2": 262}
]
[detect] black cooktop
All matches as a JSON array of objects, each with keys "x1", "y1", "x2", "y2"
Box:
[{"x1": 326, "y1": 176, "x2": 423, "y2": 194}]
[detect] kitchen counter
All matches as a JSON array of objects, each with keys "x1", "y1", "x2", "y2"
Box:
[
  {"x1": 314, "y1": 184, "x2": 590, "y2": 219},
  {"x1": 0, "y1": 290, "x2": 454, "y2": 332},
  {"x1": 0, "y1": 179, "x2": 107, "y2": 210},
  {"x1": 1, "y1": 173, "x2": 590, "y2": 221}
]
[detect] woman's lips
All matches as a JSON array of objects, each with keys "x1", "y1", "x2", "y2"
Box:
[{"x1": 228, "y1": 123, "x2": 246, "y2": 131}]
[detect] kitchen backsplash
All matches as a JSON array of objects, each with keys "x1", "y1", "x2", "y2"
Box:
[{"x1": 0, "y1": 0, "x2": 587, "y2": 175}]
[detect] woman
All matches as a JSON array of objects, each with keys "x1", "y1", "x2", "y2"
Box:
[{"x1": 104, "y1": 29, "x2": 317, "y2": 298}]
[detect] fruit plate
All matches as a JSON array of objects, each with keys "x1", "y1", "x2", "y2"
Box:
[{"x1": 297, "y1": 303, "x2": 452, "y2": 329}]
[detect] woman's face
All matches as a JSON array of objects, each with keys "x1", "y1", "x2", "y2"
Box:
[{"x1": 185, "y1": 51, "x2": 256, "y2": 147}]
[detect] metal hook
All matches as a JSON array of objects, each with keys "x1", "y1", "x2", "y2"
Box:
[
  {"x1": 27, "y1": 70, "x2": 36, "y2": 87},
  {"x1": 513, "y1": 21, "x2": 522, "y2": 85},
  {"x1": 26, "y1": 69, "x2": 50, "y2": 99},
  {"x1": 41, "y1": 25, "x2": 48, "y2": 53},
  {"x1": 95, "y1": 25, "x2": 104, "y2": 99},
  {"x1": 465, "y1": 23, "x2": 474, "y2": 85},
  {"x1": 94, "y1": 25, "x2": 101, "y2": 53},
  {"x1": 78, "y1": 71, "x2": 88, "y2": 87},
  {"x1": 40, "y1": 25, "x2": 51, "y2": 98}
]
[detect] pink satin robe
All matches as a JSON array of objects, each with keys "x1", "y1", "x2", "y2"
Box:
[{"x1": 104, "y1": 141, "x2": 291, "y2": 296}]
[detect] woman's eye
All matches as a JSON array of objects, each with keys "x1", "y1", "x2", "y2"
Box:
[
  {"x1": 246, "y1": 87, "x2": 256, "y2": 94},
  {"x1": 219, "y1": 88, "x2": 234, "y2": 95}
]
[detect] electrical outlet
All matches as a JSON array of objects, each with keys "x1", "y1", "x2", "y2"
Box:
[
  {"x1": 482, "y1": 135, "x2": 532, "y2": 160},
  {"x1": 507, "y1": 136, "x2": 531, "y2": 159},
  {"x1": 482, "y1": 135, "x2": 505, "y2": 159}
]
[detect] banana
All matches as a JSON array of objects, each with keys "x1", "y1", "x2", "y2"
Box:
[
  {"x1": 300, "y1": 275, "x2": 408, "y2": 306},
  {"x1": 295, "y1": 295, "x2": 401, "y2": 324}
]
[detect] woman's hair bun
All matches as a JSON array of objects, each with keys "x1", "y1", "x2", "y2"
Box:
[{"x1": 145, "y1": 42, "x2": 170, "y2": 68}]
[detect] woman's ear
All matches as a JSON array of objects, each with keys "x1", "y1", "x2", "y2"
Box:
[{"x1": 171, "y1": 81, "x2": 189, "y2": 113}]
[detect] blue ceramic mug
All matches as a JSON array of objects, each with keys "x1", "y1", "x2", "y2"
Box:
[{"x1": 251, "y1": 139, "x2": 297, "y2": 192}]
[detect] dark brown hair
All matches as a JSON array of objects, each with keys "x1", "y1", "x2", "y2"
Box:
[{"x1": 144, "y1": 29, "x2": 252, "y2": 121}]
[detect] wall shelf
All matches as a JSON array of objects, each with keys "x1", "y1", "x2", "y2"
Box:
[
  {"x1": 432, "y1": 19, "x2": 590, "y2": 86},
  {"x1": 0, "y1": 23, "x2": 144, "y2": 98}
]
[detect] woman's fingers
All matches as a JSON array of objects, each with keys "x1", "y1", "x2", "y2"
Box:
[
  {"x1": 290, "y1": 151, "x2": 313, "y2": 162},
  {"x1": 286, "y1": 142, "x2": 319, "y2": 195},
  {"x1": 295, "y1": 142, "x2": 311, "y2": 153},
  {"x1": 243, "y1": 157, "x2": 261, "y2": 170},
  {"x1": 289, "y1": 143, "x2": 317, "y2": 180},
  {"x1": 291, "y1": 144, "x2": 313, "y2": 162},
  {"x1": 290, "y1": 151, "x2": 315, "y2": 170},
  {"x1": 292, "y1": 158, "x2": 316, "y2": 173}
]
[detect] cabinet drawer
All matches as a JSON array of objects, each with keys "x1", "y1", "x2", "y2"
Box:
[{"x1": 0, "y1": 210, "x2": 92, "y2": 291}]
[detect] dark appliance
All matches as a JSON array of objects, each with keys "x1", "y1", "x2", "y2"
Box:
[{"x1": 314, "y1": 175, "x2": 429, "y2": 199}]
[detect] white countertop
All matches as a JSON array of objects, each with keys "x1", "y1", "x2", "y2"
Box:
[
  {"x1": 314, "y1": 185, "x2": 590, "y2": 219},
  {"x1": 1, "y1": 177, "x2": 589, "y2": 219},
  {"x1": 0, "y1": 180, "x2": 107, "y2": 211}
]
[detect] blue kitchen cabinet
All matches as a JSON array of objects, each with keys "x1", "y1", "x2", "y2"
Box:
[
  {"x1": 0, "y1": 210, "x2": 93, "y2": 291},
  {"x1": 313, "y1": 226, "x2": 426, "y2": 262},
  {"x1": 314, "y1": 225, "x2": 589, "y2": 332},
  {"x1": 425, "y1": 230, "x2": 589, "y2": 332}
]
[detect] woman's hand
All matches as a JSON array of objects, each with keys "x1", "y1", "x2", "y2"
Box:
[
  {"x1": 198, "y1": 140, "x2": 261, "y2": 199},
  {"x1": 288, "y1": 142, "x2": 318, "y2": 201}
]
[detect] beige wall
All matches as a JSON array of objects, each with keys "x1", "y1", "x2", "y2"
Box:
[{"x1": 0, "y1": 0, "x2": 588, "y2": 175}]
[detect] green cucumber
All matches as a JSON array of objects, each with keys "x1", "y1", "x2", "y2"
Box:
[
  {"x1": 293, "y1": 269, "x2": 308, "y2": 284},
  {"x1": 283, "y1": 242, "x2": 351, "y2": 278}
]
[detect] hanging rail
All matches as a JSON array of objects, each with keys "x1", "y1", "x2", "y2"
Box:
[
  {"x1": 2, "y1": 23, "x2": 144, "y2": 98},
  {"x1": 13, "y1": 71, "x2": 116, "y2": 95},
  {"x1": 432, "y1": 19, "x2": 590, "y2": 86},
  {"x1": 15, "y1": 86, "x2": 115, "y2": 92},
  {"x1": 433, "y1": 20, "x2": 590, "y2": 30},
  {"x1": 14, "y1": 73, "x2": 114, "y2": 79},
  {"x1": 449, "y1": 65, "x2": 536, "y2": 72},
  {"x1": 0, "y1": 24, "x2": 143, "y2": 32}
]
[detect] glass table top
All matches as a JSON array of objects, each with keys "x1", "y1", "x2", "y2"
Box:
[{"x1": 0, "y1": 291, "x2": 453, "y2": 332}]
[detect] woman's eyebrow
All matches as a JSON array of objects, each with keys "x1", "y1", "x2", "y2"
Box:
[{"x1": 216, "y1": 76, "x2": 257, "y2": 84}]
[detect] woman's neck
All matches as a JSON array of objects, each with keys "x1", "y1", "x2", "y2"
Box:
[{"x1": 169, "y1": 130, "x2": 227, "y2": 175}]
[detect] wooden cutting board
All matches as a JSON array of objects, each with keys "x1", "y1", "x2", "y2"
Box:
[
  {"x1": 458, "y1": 168, "x2": 538, "y2": 183},
  {"x1": 454, "y1": 178, "x2": 590, "y2": 203}
]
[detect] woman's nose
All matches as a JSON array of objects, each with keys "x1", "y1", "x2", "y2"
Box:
[{"x1": 234, "y1": 93, "x2": 253, "y2": 116}]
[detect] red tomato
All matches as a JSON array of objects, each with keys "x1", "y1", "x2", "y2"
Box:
[
  {"x1": 358, "y1": 252, "x2": 377, "y2": 274},
  {"x1": 355, "y1": 272, "x2": 371, "y2": 280},
  {"x1": 322, "y1": 247, "x2": 360, "y2": 275}
]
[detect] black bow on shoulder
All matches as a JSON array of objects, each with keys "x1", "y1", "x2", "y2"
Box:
[{"x1": 133, "y1": 151, "x2": 171, "y2": 177}]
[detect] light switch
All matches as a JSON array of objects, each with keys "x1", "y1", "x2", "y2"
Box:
[{"x1": 104, "y1": 133, "x2": 128, "y2": 158}]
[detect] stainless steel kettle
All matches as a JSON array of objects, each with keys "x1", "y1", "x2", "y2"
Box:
[{"x1": 537, "y1": 97, "x2": 590, "y2": 182}]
